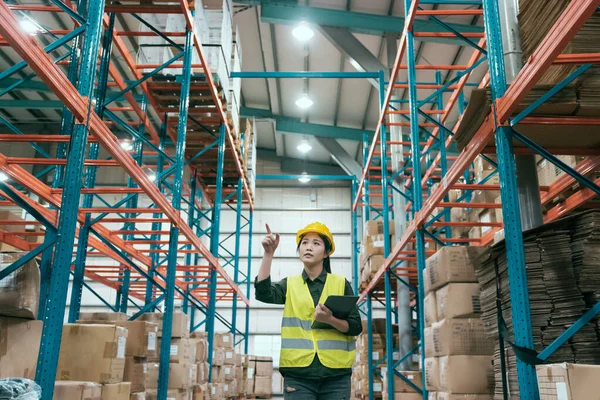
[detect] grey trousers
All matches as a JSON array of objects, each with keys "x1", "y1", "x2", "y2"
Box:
[{"x1": 283, "y1": 374, "x2": 351, "y2": 400}]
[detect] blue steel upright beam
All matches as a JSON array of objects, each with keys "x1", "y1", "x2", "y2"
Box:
[
  {"x1": 207, "y1": 124, "x2": 227, "y2": 380},
  {"x1": 68, "y1": 12, "x2": 116, "y2": 323},
  {"x1": 231, "y1": 179, "x2": 243, "y2": 344},
  {"x1": 482, "y1": 0, "x2": 538, "y2": 398},
  {"x1": 378, "y1": 69, "x2": 395, "y2": 400},
  {"x1": 182, "y1": 174, "x2": 198, "y2": 317},
  {"x1": 157, "y1": 26, "x2": 193, "y2": 400},
  {"x1": 33, "y1": 0, "x2": 106, "y2": 396},
  {"x1": 351, "y1": 178, "x2": 359, "y2": 294},
  {"x1": 404, "y1": 0, "x2": 428, "y2": 397},
  {"x1": 244, "y1": 210, "x2": 253, "y2": 354}
]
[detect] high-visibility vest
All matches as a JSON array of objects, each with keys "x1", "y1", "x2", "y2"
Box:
[{"x1": 279, "y1": 273, "x2": 356, "y2": 369}]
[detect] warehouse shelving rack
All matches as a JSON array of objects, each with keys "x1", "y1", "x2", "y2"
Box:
[
  {"x1": 0, "y1": 1, "x2": 253, "y2": 399},
  {"x1": 353, "y1": 0, "x2": 600, "y2": 399}
]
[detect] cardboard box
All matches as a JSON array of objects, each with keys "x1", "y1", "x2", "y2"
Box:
[
  {"x1": 146, "y1": 363, "x2": 196, "y2": 389},
  {"x1": 193, "y1": 384, "x2": 209, "y2": 400},
  {"x1": 430, "y1": 319, "x2": 492, "y2": 356},
  {"x1": 54, "y1": 381, "x2": 102, "y2": 400},
  {"x1": 0, "y1": 317, "x2": 42, "y2": 379},
  {"x1": 211, "y1": 366, "x2": 224, "y2": 383},
  {"x1": 197, "y1": 362, "x2": 209, "y2": 384},
  {"x1": 424, "y1": 292, "x2": 438, "y2": 327},
  {"x1": 101, "y1": 383, "x2": 131, "y2": 400},
  {"x1": 425, "y1": 247, "x2": 485, "y2": 292},
  {"x1": 365, "y1": 220, "x2": 395, "y2": 236},
  {"x1": 437, "y1": 394, "x2": 493, "y2": 400},
  {"x1": 78, "y1": 312, "x2": 128, "y2": 322},
  {"x1": 57, "y1": 324, "x2": 127, "y2": 383},
  {"x1": 190, "y1": 331, "x2": 207, "y2": 339},
  {"x1": 209, "y1": 383, "x2": 223, "y2": 400},
  {"x1": 536, "y1": 363, "x2": 600, "y2": 400},
  {"x1": 364, "y1": 234, "x2": 386, "y2": 257},
  {"x1": 236, "y1": 366, "x2": 243, "y2": 381},
  {"x1": 214, "y1": 332, "x2": 233, "y2": 349},
  {"x1": 381, "y1": 369, "x2": 422, "y2": 393},
  {"x1": 220, "y1": 365, "x2": 235, "y2": 381},
  {"x1": 146, "y1": 389, "x2": 189, "y2": 400},
  {"x1": 243, "y1": 378, "x2": 253, "y2": 395},
  {"x1": 0, "y1": 252, "x2": 40, "y2": 319},
  {"x1": 425, "y1": 358, "x2": 440, "y2": 391},
  {"x1": 78, "y1": 320, "x2": 158, "y2": 358},
  {"x1": 251, "y1": 356, "x2": 273, "y2": 376},
  {"x1": 253, "y1": 376, "x2": 272, "y2": 396},
  {"x1": 154, "y1": 338, "x2": 196, "y2": 364},
  {"x1": 435, "y1": 284, "x2": 481, "y2": 320},
  {"x1": 124, "y1": 356, "x2": 147, "y2": 393},
  {"x1": 191, "y1": 337, "x2": 207, "y2": 362},
  {"x1": 382, "y1": 393, "x2": 423, "y2": 400},
  {"x1": 139, "y1": 312, "x2": 189, "y2": 338},
  {"x1": 223, "y1": 349, "x2": 235, "y2": 365},
  {"x1": 223, "y1": 379, "x2": 237, "y2": 397},
  {"x1": 424, "y1": 327, "x2": 435, "y2": 358},
  {"x1": 212, "y1": 348, "x2": 225, "y2": 366},
  {"x1": 129, "y1": 393, "x2": 145, "y2": 400},
  {"x1": 439, "y1": 356, "x2": 494, "y2": 394}
]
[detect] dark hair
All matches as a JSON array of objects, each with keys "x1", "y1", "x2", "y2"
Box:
[{"x1": 297, "y1": 233, "x2": 332, "y2": 273}]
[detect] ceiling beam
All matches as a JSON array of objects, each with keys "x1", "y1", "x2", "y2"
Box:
[
  {"x1": 257, "y1": 148, "x2": 347, "y2": 176},
  {"x1": 256, "y1": 3, "x2": 484, "y2": 38},
  {"x1": 315, "y1": 137, "x2": 362, "y2": 177},
  {"x1": 316, "y1": 26, "x2": 384, "y2": 88},
  {"x1": 241, "y1": 106, "x2": 373, "y2": 141}
]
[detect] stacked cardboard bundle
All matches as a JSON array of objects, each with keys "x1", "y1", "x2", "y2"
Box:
[
  {"x1": 0, "y1": 252, "x2": 43, "y2": 381},
  {"x1": 210, "y1": 332, "x2": 241, "y2": 399},
  {"x1": 536, "y1": 363, "x2": 600, "y2": 400},
  {"x1": 54, "y1": 315, "x2": 132, "y2": 400},
  {"x1": 359, "y1": 220, "x2": 395, "y2": 290},
  {"x1": 475, "y1": 211, "x2": 600, "y2": 399},
  {"x1": 423, "y1": 246, "x2": 494, "y2": 399},
  {"x1": 352, "y1": 319, "x2": 406, "y2": 397},
  {"x1": 244, "y1": 355, "x2": 273, "y2": 398}
]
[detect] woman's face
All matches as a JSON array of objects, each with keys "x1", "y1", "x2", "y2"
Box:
[{"x1": 298, "y1": 232, "x2": 328, "y2": 266}]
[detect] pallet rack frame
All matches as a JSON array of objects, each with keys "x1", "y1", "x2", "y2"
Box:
[
  {"x1": 0, "y1": 1, "x2": 253, "y2": 399},
  {"x1": 352, "y1": 0, "x2": 600, "y2": 399}
]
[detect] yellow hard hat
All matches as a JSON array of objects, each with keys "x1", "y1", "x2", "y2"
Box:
[{"x1": 296, "y1": 222, "x2": 335, "y2": 255}]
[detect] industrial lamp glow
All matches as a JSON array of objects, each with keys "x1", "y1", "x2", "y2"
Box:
[
  {"x1": 148, "y1": 172, "x2": 157, "y2": 182},
  {"x1": 295, "y1": 93, "x2": 313, "y2": 109},
  {"x1": 120, "y1": 141, "x2": 133, "y2": 151},
  {"x1": 0, "y1": 172, "x2": 8, "y2": 182},
  {"x1": 297, "y1": 139, "x2": 312, "y2": 154},
  {"x1": 298, "y1": 172, "x2": 311, "y2": 183},
  {"x1": 292, "y1": 22, "x2": 314, "y2": 42},
  {"x1": 20, "y1": 19, "x2": 39, "y2": 34}
]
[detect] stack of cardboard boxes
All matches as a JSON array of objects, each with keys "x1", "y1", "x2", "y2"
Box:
[
  {"x1": 353, "y1": 320, "x2": 416, "y2": 398},
  {"x1": 0, "y1": 252, "x2": 43, "y2": 382},
  {"x1": 210, "y1": 332, "x2": 238, "y2": 399},
  {"x1": 243, "y1": 355, "x2": 273, "y2": 398},
  {"x1": 138, "y1": 312, "x2": 197, "y2": 400},
  {"x1": 359, "y1": 220, "x2": 395, "y2": 291},
  {"x1": 190, "y1": 331, "x2": 210, "y2": 399},
  {"x1": 423, "y1": 246, "x2": 494, "y2": 400},
  {"x1": 55, "y1": 313, "x2": 133, "y2": 400}
]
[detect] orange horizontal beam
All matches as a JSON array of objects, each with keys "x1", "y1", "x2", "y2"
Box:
[
  {"x1": 415, "y1": 9, "x2": 483, "y2": 15},
  {"x1": 116, "y1": 31, "x2": 187, "y2": 37},
  {"x1": 414, "y1": 32, "x2": 485, "y2": 38},
  {"x1": 554, "y1": 53, "x2": 600, "y2": 64}
]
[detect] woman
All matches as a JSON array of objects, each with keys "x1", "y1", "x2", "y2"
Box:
[{"x1": 255, "y1": 222, "x2": 362, "y2": 400}]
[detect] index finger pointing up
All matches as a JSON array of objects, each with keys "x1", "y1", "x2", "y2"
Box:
[{"x1": 265, "y1": 224, "x2": 272, "y2": 235}]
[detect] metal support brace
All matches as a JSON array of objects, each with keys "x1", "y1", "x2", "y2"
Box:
[
  {"x1": 157, "y1": 26, "x2": 193, "y2": 400},
  {"x1": 483, "y1": 0, "x2": 539, "y2": 397},
  {"x1": 33, "y1": 0, "x2": 106, "y2": 395},
  {"x1": 207, "y1": 125, "x2": 227, "y2": 381}
]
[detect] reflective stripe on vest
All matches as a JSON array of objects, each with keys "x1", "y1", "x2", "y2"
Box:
[{"x1": 279, "y1": 273, "x2": 356, "y2": 369}]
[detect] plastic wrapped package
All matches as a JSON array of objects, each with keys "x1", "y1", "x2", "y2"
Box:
[{"x1": 0, "y1": 378, "x2": 41, "y2": 400}]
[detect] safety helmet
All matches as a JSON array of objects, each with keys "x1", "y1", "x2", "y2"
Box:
[{"x1": 296, "y1": 222, "x2": 335, "y2": 255}]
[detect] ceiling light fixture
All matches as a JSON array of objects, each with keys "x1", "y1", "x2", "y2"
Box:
[
  {"x1": 120, "y1": 141, "x2": 133, "y2": 151},
  {"x1": 296, "y1": 139, "x2": 312, "y2": 154},
  {"x1": 292, "y1": 22, "x2": 314, "y2": 42},
  {"x1": 298, "y1": 172, "x2": 311, "y2": 184},
  {"x1": 20, "y1": 19, "x2": 39, "y2": 35},
  {"x1": 0, "y1": 172, "x2": 8, "y2": 182},
  {"x1": 295, "y1": 93, "x2": 313, "y2": 109},
  {"x1": 148, "y1": 172, "x2": 157, "y2": 182}
]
